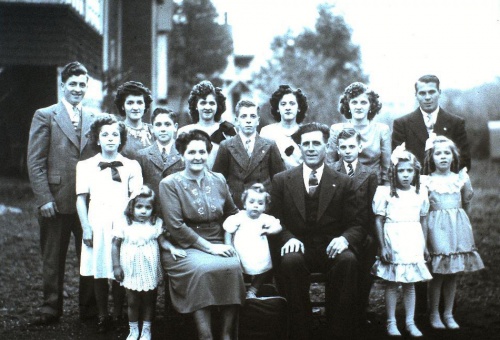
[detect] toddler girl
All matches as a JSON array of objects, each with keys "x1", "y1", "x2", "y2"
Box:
[
  {"x1": 223, "y1": 183, "x2": 282, "y2": 298},
  {"x1": 423, "y1": 135, "x2": 484, "y2": 330},
  {"x1": 371, "y1": 145, "x2": 432, "y2": 337},
  {"x1": 112, "y1": 185, "x2": 186, "y2": 340}
]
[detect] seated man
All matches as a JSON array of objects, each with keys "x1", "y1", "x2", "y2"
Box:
[{"x1": 270, "y1": 123, "x2": 366, "y2": 339}]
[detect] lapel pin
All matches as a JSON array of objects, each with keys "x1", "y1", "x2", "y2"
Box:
[
  {"x1": 332, "y1": 184, "x2": 336, "y2": 187},
  {"x1": 443, "y1": 127, "x2": 447, "y2": 131}
]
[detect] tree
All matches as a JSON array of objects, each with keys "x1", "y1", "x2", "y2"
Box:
[
  {"x1": 170, "y1": 0, "x2": 233, "y2": 123},
  {"x1": 254, "y1": 4, "x2": 368, "y2": 126}
]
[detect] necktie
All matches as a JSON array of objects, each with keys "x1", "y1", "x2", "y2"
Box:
[
  {"x1": 425, "y1": 113, "x2": 433, "y2": 133},
  {"x1": 347, "y1": 163, "x2": 354, "y2": 178},
  {"x1": 308, "y1": 170, "x2": 319, "y2": 196},
  {"x1": 161, "y1": 148, "x2": 168, "y2": 162},
  {"x1": 245, "y1": 139, "x2": 252, "y2": 157},
  {"x1": 98, "y1": 161, "x2": 123, "y2": 182},
  {"x1": 71, "y1": 106, "x2": 80, "y2": 129}
]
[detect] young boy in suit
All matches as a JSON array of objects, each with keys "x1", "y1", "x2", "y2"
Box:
[
  {"x1": 136, "y1": 108, "x2": 184, "y2": 211},
  {"x1": 212, "y1": 99, "x2": 285, "y2": 209},
  {"x1": 331, "y1": 127, "x2": 378, "y2": 329}
]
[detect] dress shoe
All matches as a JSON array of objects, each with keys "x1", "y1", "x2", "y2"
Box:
[
  {"x1": 31, "y1": 313, "x2": 60, "y2": 326},
  {"x1": 443, "y1": 315, "x2": 460, "y2": 330},
  {"x1": 405, "y1": 322, "x2": 423, "y2": 337},
  {"x1": 429, "y1": 313, "x2": 446, "y2": 330},
  {"x1": 386, "y1": 320, "x2": 401, "y2": 337}
]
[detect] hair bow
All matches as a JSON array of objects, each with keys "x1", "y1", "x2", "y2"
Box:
[
  {"x1": 425, "y1": 133, "x2": 438, "y2": 151},
  {"x1": 390, "y1": 143, "x2": 407, "y2": 166}
]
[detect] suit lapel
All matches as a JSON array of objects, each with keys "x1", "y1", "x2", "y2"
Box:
[
  {"x1": 80, "y1": 108, "x2": 94, "y2": 152},
  {"x1": 53, "y1": 102, "x2": 79, "y2": 148},
  {"x1": 434, "y1": 108, "x2": 451, "y2": 136},
  {"x1": 228, "y1": 135, "x2": 250, "y2": 169},
  {"x1": 149, "y1": 143, "x2": 164, "y2": 170},
  {"x1": 352, "y1": 164, "x2": 369, "y2": 191},
  {"x1": 286, "y1": 166, "x2": 306, "y2": 221},
  {"x1": 408, "y1": 109, "x2": 429, "y2": 145},
  {"x1": 317, "y1": 166, "x2": 337, "y2": 221},
  {"x1": 332, "y1": 160, "x2": 346, "y2": 175},
  {"x1": 164, "y1": 145, "x2": 182, "y2": 170},
  {"x1": 245, "y1": 135, "x2": 270, "y2": 176}
]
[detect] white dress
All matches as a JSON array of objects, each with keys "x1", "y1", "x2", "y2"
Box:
[
  {"x1": 76, "y1": 154, "x2": 143, "y2": 279},
  {"x1": 223, "y1": 211, "x2": 282, "y2": 275},
  {"x1": 260, "y1": 123, "x2": 302, "y2": 170},
  {"x1": 370, "y1": 186, "x2": 433, "y2": 283},
  {"x1": 113, "y1": 218, "x2": 163, "y2": 291}
]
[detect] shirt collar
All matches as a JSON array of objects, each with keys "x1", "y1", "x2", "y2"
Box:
[
  {"x1": 62, "y1": 98, "x2": 82, "y2": 113},
  {"x1": 157, "y1": 141, "x2": 173, "y2": 154},
  {"x1": 239, "y1": 132, "x2": 257, "y2": 143},
  {"x1": 302, "y1": 162, "x2": 325, "y2": 188},
  {"x1": 420, "y1": 107, "x2": 439, "y2": 123},
  {"x1": 343, "y1": 159, "x2": 358, "y2": 172}
]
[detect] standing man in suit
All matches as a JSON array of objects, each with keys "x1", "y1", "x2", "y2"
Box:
[
  {"x1": 27, "y1": 61, "x2": 97, "y2": 324},
  {"x1": 330, "y1": 128, "x2": 378, "y2": 329},
  {"x1": 212, "y1": 99, "x2": 285, "y2": 209},
  {"x1": 136, "y1": 107, "x2": 184, "y2": 212},
  {"x1": 392, "y1": 74, "x2": 471, "y2": 170},
  {"x1": 270, "y1": 123, "x2": 366, "y2": 339}
]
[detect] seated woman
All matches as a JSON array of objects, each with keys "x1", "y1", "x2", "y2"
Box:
[
  {"x1": 326, "y1": 82, "x2": 391, "y2": 185},
  {"x1": 260, "y1": 85, "x2": 309, "y2": 170},
  {"x1": 177, "y1": 80, "x2": 236, "y2": 169},
  {"x1": 159, "y1": 130, "x2": 245, "y2": 340}
]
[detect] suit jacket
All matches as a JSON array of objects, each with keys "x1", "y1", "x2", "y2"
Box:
[
  {"x1": 270, "y1": 164, "x2": 366, "y2": 256},
  {"x1": 392, "y1": 108, "x2": 471, "y2": 170},
  {"x1": 27, "y1": 102, "x2": 96, "y2": 214},
  {"x1": 212, "y1": 134, "x2": 285, "y2": 208},
  {"x1": 330, "y1": 160, "x2": 378, "y2": 236},
  {"x1": 136, "y1": 143, "x2": 184, "y2": 206}
]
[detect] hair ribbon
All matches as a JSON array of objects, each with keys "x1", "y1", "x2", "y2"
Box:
[{"x1": 390, "y1": 143, "x2": 407, "y2": 166}]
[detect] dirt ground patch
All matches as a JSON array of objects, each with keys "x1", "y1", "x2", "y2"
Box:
[{"x1": 1, "y1": 159, "x2": 499, "y2": 339}]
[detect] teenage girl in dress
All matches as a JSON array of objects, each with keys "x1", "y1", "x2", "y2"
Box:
[
  {"x1": 422, "y1": 135, "x2": 484, "y2": 330},
  {"x1": 112, "y1": 185, "x2": 186, "y2": 340},
  {"x1": 223, "y1": 183, "x2": 282, "y2": 298},
  {"x1": 371, "y1": 145, "x2": 433, "y2": 337}
]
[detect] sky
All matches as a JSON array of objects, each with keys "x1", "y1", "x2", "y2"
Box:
[{"x1": 211, "y1": 0, "x2": 500, "y2": 113}]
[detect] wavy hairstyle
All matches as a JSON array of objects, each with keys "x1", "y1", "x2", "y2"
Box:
[
  {"x1": 269, "y1": 85, "x2": 308, "y2": 123},
  {"x1": 151, "y1": 107, "x2": 178, "y2": 124},
  {"x1": 241, "y1": 183, "x2": 271, "y2": 211},
  {"x1": 291, "y1": 122, "x2": 330, "y2": 145},
  {"x1": 423, "y1": 136, "x2": 460, "y2": 175},
  {"x1": 175, "y1": 129, "x2": 213, "y2": 155},
  {"x1": 187, "y1": 80, "x2": 226, "y2": 123},
  {"x1": 339, "y1": 82, "x2": 382, "y2": 120},
  {"x1": 86, "y1": 114, "x2": 127, "y2": 152},
  {"x1": 114, "y1": 81, "x2": 153, "y2": 117},
  {"x1": 388, "y1": 150, "x2": 421, "y2": 198},
  {"x1": 61, "y1": 61, "x2": 88, "y2": 83},
  {"x1": 124, "y1": 185, "x2": 158, "y2": 225}
]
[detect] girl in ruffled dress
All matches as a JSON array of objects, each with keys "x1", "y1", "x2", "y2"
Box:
[
  {"x1": 223, "y1": 183, "x2": 282, "y2": 299},
  {"x1": 371, "y1": 146, "x2": 432, "y2": 337},
  {"x1": 112, "y1": 186, "x2": 186, "y2": 340},
  {"x1": 422, "y1": 136, "x2": 484, "y2": 330}
]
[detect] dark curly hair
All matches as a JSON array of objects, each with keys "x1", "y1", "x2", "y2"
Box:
[
  {"x1": 187, "y1": 80, "x2": 226, "y2": 123},
  {"x1": 241, "y1": 183, "x2": 271, "y2": 211},
  {"x1": 61, "y1": 61, "x2": 88, "y2": 83},
  {"x1": 269, "y1": 85, "x2": 308, "y2": 123},
  {"x1": 124, "y1": 185, "x2": 158, "y2": 225},
  {"x1": 423, "y1": 136, "x2": 460, "y2": 175},
  {"x1": 175, "y1": 129, "x2": 213, "y2": 155},
  {"x1": 388, "y1": 150, "x2": 421, "y2": 198},
  {"x1": 114, "y1": 81, "x2": 153, "y2": 117},
  {"x1": 86, "y1": 114, "x2": 127, "y2": 152},
  {"x1": 291, "y1": 122, "x2": 330, "y2": 145},
  {"x1": 339, "y1": 82, "x2": 382, "y2": 120}
]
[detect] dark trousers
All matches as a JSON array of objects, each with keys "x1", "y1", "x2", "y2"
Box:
[
  {"x1": 276, "y1": 247, "x2": 359, "y2": 339},
  {"x1": 358, "y1": 235, "x2": 377, "y2": 320},
  {"x1": 39, "y1": 213, "x2": 96, "y2": 317}
]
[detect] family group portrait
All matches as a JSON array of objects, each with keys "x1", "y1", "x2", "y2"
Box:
[{"x1": 1, "y1": 0, "x2": 499, "y2": 339}]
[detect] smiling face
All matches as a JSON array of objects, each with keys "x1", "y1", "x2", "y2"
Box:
[
  {"x1": 337, "y1": 136, "x2": 362, "y2": 163},
  {"x1": 299, "y1": 130, "x2": 327, "y2": 170},
  {"x1": 123, "y1": 95, "x2": 146, "y2": 123},
  {"x1": 98, "y1": 123, "x2": 121, "y2": 153},
  {"x1": 133, "y1": 197, "x2": 153, "y2": 223},
  {"x1": 396, "y1": 160, "x2": 415, "y2": 190},
  {"x1": 182, "y1": 140, "x2": 209, "y2": 175},
  {"x1": 152, "y1": 114, "x2": 177, "y2": 146},
  {"x1": 236, "y1": 106, "x2": 259, "y2": 137},
  {"x1": 278, "y1": 93, "x2": 299, "y2": 123},
  {"x1": 244, "y1": 190, "x2": 266, "y2": 219},
  {"x1": 416, "y1": 81, "x2": 441, "y2": 113},
  {"x1": 197, "y1": 94, "x2": 217, "y2": 123},
  {"x1": 432, "y1": 143, "x2": 453, "y2": 173},
  {"x1": 348, "y1": 93, "x2": 370, "y2": 122},
  {"x1": 61, "y1": 74, "x2": 88, "y2": 106}
]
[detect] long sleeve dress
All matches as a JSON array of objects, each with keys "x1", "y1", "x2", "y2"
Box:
[
  {"x1": 326, "y1": 122, "x2": 391, "y2": 185},
  {"x1": 158, "y1": 170, "x2": 245, "y2": 313}
]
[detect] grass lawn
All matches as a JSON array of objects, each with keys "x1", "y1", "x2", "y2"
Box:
[{"x1": 1, "y1": 159, "x2": 499, "y2": 339}]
